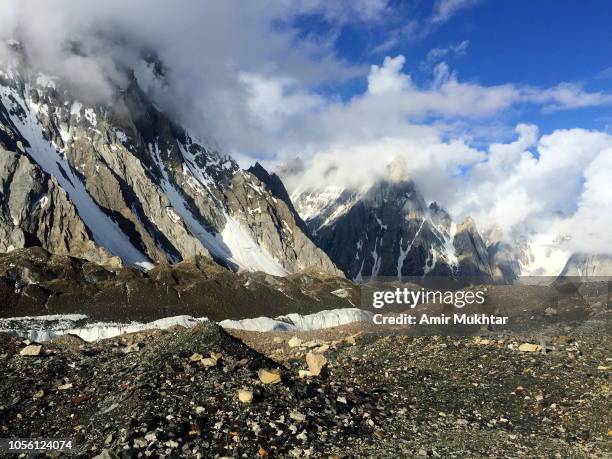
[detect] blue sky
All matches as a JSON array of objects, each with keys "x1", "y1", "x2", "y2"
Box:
[{"x1": 291, "y1": 0, "x2": 612, "y2": 137}]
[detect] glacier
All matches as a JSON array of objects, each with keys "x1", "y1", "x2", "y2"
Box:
[{"x1": 0, "y1": 308, "x2": 372, "y2": 342}]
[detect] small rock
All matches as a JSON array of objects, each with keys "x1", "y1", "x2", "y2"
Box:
[
  {"x1": 93, "y1": 450, "x2": 119, "y2": 459},
  {"x1": 33, "y1": 390, "x2": 44, "y2": 399},
  {"x1": 298, "y1": 370, "x2": 313, "y2": 378},
  {"x1": 237, "y1": 389, "x2": 253, "y2": 403},
  {"x1": 58, "y1": 383, "x2": 73, "y2": 390},
  {"x1": 518, "y1": 343, "x2": 542, "y2": 353},
  {"x1": 305, "y1": 352, "x2": 327, "y2": 376},
  {"x1": 313, "y1": 344, "x2": 329, "y2": 354},
  {"x1": 133, "y1": 437, "x2": 147, "y2": 448},
  {"x1": 122, "y1": 343, "x2": 142, "y2": 354},
  {"x1": 288, "y1": 336, "x2": 302, "y2": 348},
  {"x1": 20, "y1": 344, "x2": 42, "y2": 357},
  {"x1": 258, "y1": 368, "x2": 281, "y2": 384},
  {"x1": 290, "y1": 411, "x2": 306, "y2": 422},
  {"x1": 202, "y1": 352, "x2": 222, "y2": 367},
  {"x1": 201, "y1": 357, "x2": 218, "y2": 367},
  {"x1": 544, "y1": 307, "x2": 558, "y2": 316},
  {"x1": 272, "y1": 337, "x2": 283, "y2": 344},
  {"x1": 190, "y1": 353, "x2": 203, "y2": 362}
]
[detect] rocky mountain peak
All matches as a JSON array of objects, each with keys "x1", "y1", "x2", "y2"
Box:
[
  {"x1": 293, "y1": 173, "x2": 492, "y2": 282},
  {"x1": 0, "y1": 54, "x2": 342, "y2": 276},
  {"x1": 384, "y1": 156, "x2": 410, "y2": 183}
]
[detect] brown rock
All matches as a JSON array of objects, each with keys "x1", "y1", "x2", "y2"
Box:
[
  {"x1": 237, "y1": 389, "x2": 253, "y2": 403},
  {"x1": 257, "y1": 368, "x2": 281, "y2": 384},
  {"x1": 306, "y1": 352, "x2": 327, "y2": 376},
  {"x1": 20, "y1": 344, "x2": 42, "y2": 356},
  {"x1": 518, "y1": 343, "x2": 542, "y2": 353}
]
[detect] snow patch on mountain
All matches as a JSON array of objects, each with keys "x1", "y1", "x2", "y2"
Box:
[
  {"x1": 0, "y1": 81, "x2": 154, "y2": 268},
  {"x1": 292, "y1": 186, "x2": 360, "y2": 233},
  {"x1": 151, "y1": 142, "x2": 286, "y2": 275}
]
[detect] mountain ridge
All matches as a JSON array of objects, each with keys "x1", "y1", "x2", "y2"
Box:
[
  {"x1": 292, "y1": 178, "x2": 494, "y2": 282},
  {"x1": 0, "y1": 46, "x2": 342, "y2": 276}
]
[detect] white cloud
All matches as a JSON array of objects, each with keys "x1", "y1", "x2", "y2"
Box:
[
  {"x1": 431, "y1": 0, "x2": 480, "y2": 24},
  {"x1": 239, "y1": 73, "x2": 325, "y2": 133},
  {"x1": 526, "y1": 83, "x2": 612, "y2": 111},
  {"x1": 0, "y1": 0, "x2": 369, "y2": 149},
  {"x1": 367, "y1": 56, "x2": 411, "y2": 95},
  {"x1": 422, "y1": 40, "x2": 470, "y2": 70},
  {"x1": 450, "y1": 127, "x2": 612, "y2": 254}
]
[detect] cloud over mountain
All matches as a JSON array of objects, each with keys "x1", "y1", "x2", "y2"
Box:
[{"x1": 1, "y1": 0, "x2": 610, "y2": 256}]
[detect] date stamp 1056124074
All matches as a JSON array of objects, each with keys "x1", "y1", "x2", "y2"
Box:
[{"x1": 0, "y1": 438, "x2": 75, "y2": 453}]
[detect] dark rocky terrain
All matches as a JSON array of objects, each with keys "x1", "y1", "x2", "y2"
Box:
[
  {"x1": 1, "y1": 322, "x2": 610, "y2": 458},
  {"x1": 0, "y1": 247, "x2": 357, "y2": 323}
]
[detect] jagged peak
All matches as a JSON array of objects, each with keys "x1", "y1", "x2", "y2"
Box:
[{"x1": 385, "y1": 156, "x2": 410, "y2": 183}]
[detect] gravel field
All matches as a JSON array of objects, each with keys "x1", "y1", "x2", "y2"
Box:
[{"x1": 0, "y1": 323, "x2": 610, "y2": 458}]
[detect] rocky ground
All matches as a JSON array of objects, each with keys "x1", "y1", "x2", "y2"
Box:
[
  {"x1": 1, "y1": 322, "x2": 610, "y2": 458},
  {"x1": 0, "y1": 247, "x2": 358, "y2": 323}
]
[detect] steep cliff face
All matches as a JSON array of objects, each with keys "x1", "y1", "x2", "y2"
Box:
[
  {"x1": 293, "y1": 175, "x2": 493, "y2": 282},
  {"x1": 0, "y1": 147, "x2": 120, "y2": 267},
  {"x1": 0, "y1": 46, "x2": 341, "y2": 276}
]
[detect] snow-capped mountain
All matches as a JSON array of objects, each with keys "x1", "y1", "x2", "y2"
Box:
[
  {"x1": 0, "y1": 43, "x2": 341, "y2": 276},
  {"x1": 291, "y1": 186, "x2": 360, "y2": 237},
  {"x1": 486, "y1": 228, "x2": 572, "y2": 281},
  {"x1": 292, "y1": 167, "x2": 493, "y2": 281},
  {"x1": 558, "y1": 253, "x2": 612, "y2": 278}
]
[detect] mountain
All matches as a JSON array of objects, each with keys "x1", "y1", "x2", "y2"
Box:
[
  {"x1": 291, "y1": 165, "x2": 493, "y2": 281},
  {"x1": 485, "y1": 228, "x2": 574, "y2": 281},
  {"x1": 558, "y1": 253, "x2": 612, "y2": 278},
  {"x1": 0, "y1": 43, "x2": 341, "y2": 276},
  {"x1": 246, "y1": 162, "x2": 310, "y2": 237}
]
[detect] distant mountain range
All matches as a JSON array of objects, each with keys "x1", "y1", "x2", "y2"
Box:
[
  {"x1": 291, "y1": 167, "x2": 607, "y2": 282},
  {"x1": 0, "y1": 40, "x2": 608, "y2": 283}
]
